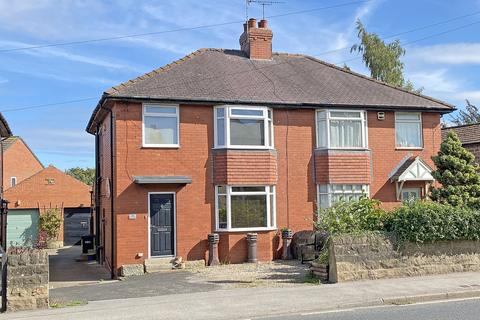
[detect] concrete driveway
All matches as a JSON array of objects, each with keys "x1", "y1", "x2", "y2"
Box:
[
  {"x1": 48, "y1": 246, "x2": 219, "y2": 304},
  {"x1": 48, "y1": 245, "x2": 111, "y2": 289}
]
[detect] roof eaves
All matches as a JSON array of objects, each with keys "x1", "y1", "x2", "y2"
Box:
[{"x1": 299, "y1": 54, "x2": 456, "y2": 111}]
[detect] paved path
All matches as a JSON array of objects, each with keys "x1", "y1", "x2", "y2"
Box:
[
  {"x1": 49, "y1": 246, "x2": 111, "y2": 289},
  {"x1": 6, "y1": 272, "x2": 480, "y2": 320},
  {"x1": 267, "y1": 298, "x2": 480, "y2": 319}
]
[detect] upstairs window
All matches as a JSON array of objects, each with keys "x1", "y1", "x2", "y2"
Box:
[
  {"x1": 395, "y1": 112, "x2": 422, "y2": 148},
  {"x1": 10, "y1": 177, "x2": 16, "y2": 187},
  {"x1": 215, "y1": 106, "x2": 273, "y2": 149},
  {"x1": 142, "y1": 104, "x2": 179, "y2": 147},
  {"x1": 316, "y1": 110, "x2": 367, "y2": 149}
]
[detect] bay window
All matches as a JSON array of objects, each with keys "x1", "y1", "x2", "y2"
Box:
[
  {"x1": 395, "y1": 112, "x2": 422, "y2": 148},
  {"x1": 215, "y1": 186, "x2": 276, "y2": 231},
  {"x1": 142, "y1": 104, "x2": 179, "y2": 147},
  {"x1": 316, "y1": 110, "x2": 367, "y2": 149},
  {"x1": 317, "y1": 184, "x2": 369, "y2": 209},
  {"x1": 215, "y1": 106, "x2": 273, "y2": 149}
]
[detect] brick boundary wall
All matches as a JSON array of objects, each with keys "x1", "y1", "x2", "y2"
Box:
[{"x1": 7, "y1": 249, "x2": 49, "y2": 311}]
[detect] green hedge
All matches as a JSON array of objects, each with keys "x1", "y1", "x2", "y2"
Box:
[
  {"x1": 315, "y1": 198, "x2": 387, "y2": 235},
  {"x1": 316, "y1": 199, "x2": 480, "y2": 243},
  {"x1": 386, "y1": 201, "x2": 480, "y2": 243}
]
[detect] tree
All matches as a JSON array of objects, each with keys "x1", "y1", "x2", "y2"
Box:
[
  {"x1": 430, "y1": 131, "x2": 480, "y2": 208},
  {"x1": 450, "y1": 99, "x2": 480, "y2": 125},
  {"x1": 351, "y1": 19, "x2": 422, "y2": 93},
  {"x1": 65, "y1": 167, "x2": 95, "y2": 186}
]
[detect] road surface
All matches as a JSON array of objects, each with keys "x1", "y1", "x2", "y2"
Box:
[{"x1": 266, "y1": 298, "x2": 480, "y2": 320}]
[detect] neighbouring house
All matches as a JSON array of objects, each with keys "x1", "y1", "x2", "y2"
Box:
[
  {"x1": 0, "y1": 112, "x2": 12, "y2": 248},
  {"x1": 1, "y1": 136, "x2": 44, "y2": 190},
  {"x1": 86, "y1": 18, "x2": 454, "y2": 276},
  {"x1": 442, "y1": 123, "x2": 480, "y2": 163},
  {"x1": 4, "y1": 165, "x2": 92, "y2": 247}
]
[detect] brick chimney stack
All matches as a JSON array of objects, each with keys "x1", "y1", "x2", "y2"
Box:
[{"x1": 239, "y1": 18, "x2": 273, "y2": 60}]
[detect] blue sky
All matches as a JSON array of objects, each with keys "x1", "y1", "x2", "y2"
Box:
[{"x1": 0, "y1": 0, "x2": 479, "y2": 170}]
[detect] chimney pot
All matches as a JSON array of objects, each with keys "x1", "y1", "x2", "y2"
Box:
[
  {"x1": 248, "y1": 18, "x2": 257, "y2": 29},
  {"x1": 258, "y1": 19, "x2": 268, "y2": 29}
]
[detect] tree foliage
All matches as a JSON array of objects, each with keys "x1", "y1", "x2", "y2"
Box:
[
  {"x1": 65, "y1": 167, "x2": 95, "y2": 186},
  {"x1": 450, "y1": 99, "x2": 480, "y2": 126},
  {"x1": 39, "y1": 208, "x2": 63, "y2": 240},
  {"x1": 430, "y1": 131, "x2": 480, "y2": 208},
  {"x1": 351, "y1": 19, "x2": 422, "y2": 93}
]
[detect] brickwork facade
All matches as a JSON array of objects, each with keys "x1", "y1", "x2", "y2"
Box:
[{"x1": 96, "y1": 103, "x2": 442, "y2": 275}]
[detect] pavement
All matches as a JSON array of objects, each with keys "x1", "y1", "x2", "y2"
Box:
[{"x1": 4, "y1": 272, "x2": 480, "y2": 319}]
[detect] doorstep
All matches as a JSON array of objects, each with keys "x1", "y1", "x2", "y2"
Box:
[{"x1": 144, "y1": 257, "x2": 175, "y2": 273}]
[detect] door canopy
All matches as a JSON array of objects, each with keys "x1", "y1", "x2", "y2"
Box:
[{"x1": 390, "y1": 156, "x2": 434, "y2": 183}]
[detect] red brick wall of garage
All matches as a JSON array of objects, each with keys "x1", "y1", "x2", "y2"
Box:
[
  {"x1": 4, "y1": 165, "x2": 91, "y2": 242},
  {"x1": 3, "y1": 139, "x2": 43, "y2": 190},
  {"x1": 367, "y1": 111, "x2": 441, "y2": 210}
]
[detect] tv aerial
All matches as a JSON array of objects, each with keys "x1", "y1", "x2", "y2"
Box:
[{"x1": 246, "y1": 0, "x2": 284, "y2": 20}]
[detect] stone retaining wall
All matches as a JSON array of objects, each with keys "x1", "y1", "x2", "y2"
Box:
[
  {"x1": 7, "y1": 249, "x2": 49, "y2": 311},
  {"x1": 328, "y1": 233, "x2": 480, "y2": 283}
]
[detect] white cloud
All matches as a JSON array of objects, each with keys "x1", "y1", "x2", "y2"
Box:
[
  {"x1": 408, "y1": 69, "x2": 460, "y2": 93},
  {"x1": 408, "y1": 43, "x2": 480, "y2": 65},
  {"x1": 0, "y1": 40, "x2": 142, "y2": 72}
]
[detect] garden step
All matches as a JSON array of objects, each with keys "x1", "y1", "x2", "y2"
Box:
[{"x1": 144, "y1": 258, "x2": 174, "y2": 273}]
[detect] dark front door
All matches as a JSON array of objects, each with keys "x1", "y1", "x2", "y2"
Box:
[{"x1": 150, "y1": 193, "x2": 175, "y2": 257}]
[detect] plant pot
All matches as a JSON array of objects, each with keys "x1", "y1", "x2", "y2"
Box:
[{"x1": 281, "y1": 229, "x2": 293, "y2": 239}]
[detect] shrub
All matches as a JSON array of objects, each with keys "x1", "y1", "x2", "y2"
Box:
[
  {"x1": 315, "y1": 198, "x2": 387, "y2": 235},
  {"x1": 39, "y1": 208, "x2": 63, "y2": 241},
  {"x1": 386, "y1": 200, "x2": 480, "y2": 243},
  {"x1": 430, "y1": 131, "x2": 480, "y2": 208}
]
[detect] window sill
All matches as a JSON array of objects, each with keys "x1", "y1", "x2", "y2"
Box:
[
  {"x1": 315, "y1": 147, "x2": 370, "y2": 151},
  {"x1": 141, "y1": 145, "x2": 180, "y2": 149},
  {"x1": 212, "y1": 147, "x2": 275, "y2": 151},
  {"x1": 214, "y1": 227, "x2": 278, "y2": 233},
  {"x1": 395, "y1": 147, "x2": 424, "y2": 151}
]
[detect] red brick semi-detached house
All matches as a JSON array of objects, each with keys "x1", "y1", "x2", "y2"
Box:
[{"x1": 86, "y1": 18, "x2": 455, "y2": 276}]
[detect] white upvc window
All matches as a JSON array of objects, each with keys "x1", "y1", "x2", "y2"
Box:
[
  {"x1": 401, "y1": 187, "x2": 421, "y2": 201},
  {"x1": 316, "y1": 110, "x2": 367, "y2": 149},
  {"x1": 142, "y1": 104, "x2": 179, "y2": 147},
  {"x1": 215, "y1": 185, "x2": 276, "y2": 231},
  {"x1": 395, "y1": 112, "x2": 423, "y2": 148},
  {"x1": 10, "y1": 177, "x2": 16, "y2": 187},
  {"x1": 214, "y1": 106, "x2": 273, "y2": 149},
  {"x1": 317, "y1": 184, "x2": 369, "y2": 209}
]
